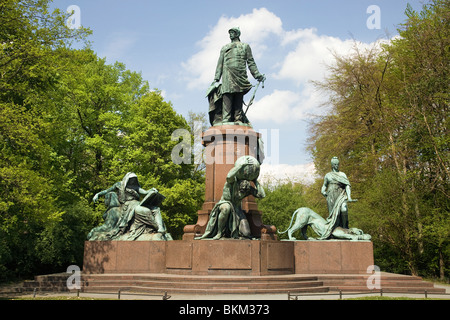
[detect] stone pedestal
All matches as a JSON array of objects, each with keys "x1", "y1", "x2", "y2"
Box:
[
  {"x1": 83, "y1": 240, "x2": 374, "y2": 275},
  {"x1": 183, "y1": 125, "x2": 276, "y2": 240},
  {"x1": 83, "y1": 240, "x2": 293, "y2": 275},
  {"x1": 293, "y1": 240, "x2": 374, "y2": 274}
]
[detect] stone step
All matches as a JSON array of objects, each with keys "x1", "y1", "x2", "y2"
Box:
[
  {"x1": 0, "y1": 287, "x2": 25, "y2": 295},
  {"x1": 81, "y1": 273, "x2": 325, "y2": 294},
  {"x1": 22, "y1": 273, "x2": 327, "y2": 294},
  {"x1": 17, "y1": 272, "x2": 446, "y2": 295},
  {"x1": 318, "y1": 275, "x2": 424, "y2": 282},
  {"x1": 83, "y1": 280, "x2": 324, "y2": 291},
  {"x1": 82, "y1": 278, "x2": 321, "y2": 286},
  {"x1": 314, "y1": 272, "x2": 446, "y2": 294},
  {"x1": 82, "y1": 284, "x2": 329, "y2": 295},
  {"x1": 327, "y1": 285, "x2": 446, "y2": 294},
  {"x1": 82, "y1": 274, "x2": 319, "y2": 282},
  {"x1": 323, "y1": 280, "x2": 436, "y2": 288}
]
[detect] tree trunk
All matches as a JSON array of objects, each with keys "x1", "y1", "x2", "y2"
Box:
[
  {"x1": 439, "y1": 248, "x2": 445, "y2": 280},
  {"x1": 411, "y1": 181, "x2": 424, "y2": 255}
]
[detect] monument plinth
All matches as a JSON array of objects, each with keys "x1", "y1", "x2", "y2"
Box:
[
  {"x1": 83, "y1": 239, "x2": 374, "y2": 275},
  {"x1": 183, "y1": 125, "x2": 276, "y2": 241}
]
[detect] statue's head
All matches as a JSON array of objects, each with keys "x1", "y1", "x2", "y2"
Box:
[
  {"x1": 235, "y1": 155, "x2": 260, "y2": 181},
  {"x1": 228, "y1": 27, "x2": 241, "y2": 41},
  {"x1": 331, "y1": 157, "x2": 340, "y2": 171},
  {"x1": 123, "y1": 172, "x2": 140, "y2": 189}
]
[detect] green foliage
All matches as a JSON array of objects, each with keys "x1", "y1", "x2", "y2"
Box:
[
  {"x1": 160, "y1": 179, "x2": 204, "y2": 239},
  {"x1": 258, "y1": 181, "x2": 309, "y2": 239},
  {"x1": 35, "y1": 199, "x2": 98, "y2": 269},
  {"x1": 0, "y1": 0, "x2": 90, "y2": 104},
  {"x1": 0, "y1": 0, "x2": 203, "y2": 281}
]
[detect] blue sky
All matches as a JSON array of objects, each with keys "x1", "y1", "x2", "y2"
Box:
[{"x1": 51, "y1": 0, "x2": 425, "y2": 183}]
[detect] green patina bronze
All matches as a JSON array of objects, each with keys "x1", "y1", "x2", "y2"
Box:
[
  {"x1": 279, "y1": 157, "x2": 371, "y2": 241},
  {"x1": 207, "y1": 27, "x2": 265, "y2": 126},
  {"x1": 321, "y1": 156, "x2": 353, "y2": 229},
  {"x1": 87, "y1": 172, "x2": 172, "y2": 241},
  {"x1": 196, "y1": 156, "x2": 265, "y2": 240}
]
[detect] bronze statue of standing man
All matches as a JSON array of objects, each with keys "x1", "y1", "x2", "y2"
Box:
[{"x1": 208, "y1": 27, "x2": 266, "y2": 126}]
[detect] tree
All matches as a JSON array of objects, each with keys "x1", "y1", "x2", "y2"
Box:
[
  {"x1": 45, "y1": 49, "x2": 149, "y2": 198},
  {"x1": 258, "y1": 180, "x2": 309, "y2": 239},
  {"x1": 388, "y1": 0, "x2": 449, "y2": 278},
  {"x1": 0, "y1": 0, "x2": 90, "y2": 103},
  {"x1": 0, "y1": 0, "x2": 90, "y2": 281}
]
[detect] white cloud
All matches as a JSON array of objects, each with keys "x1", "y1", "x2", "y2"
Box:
[
  {"x1": 259, "y1": 162, "x2": 319, "y2": 186},
  {"x1": 247, "y1": 90, "x2": 301, "y2": 124},
  {"x1": 247, "y1": 29, "x2": 388, "y2": 123},
  {"x1": 275, "y1": 29, "x2": 356, "y2": 84},
  {"x1": 181, "y1": 8, "x2": 283, "y2": 90},
  {"x1": 247, "y1": 83, "x2": 328, "y2": 124},
  {"x1": 274, "y1": 30, "x2": 378, "y2": 85}
]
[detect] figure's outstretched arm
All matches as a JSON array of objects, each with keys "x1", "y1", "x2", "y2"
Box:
[
  {"x1": 221, "y1": 181, "x2": 233, "y2": 202},
  {"x1": 139, "y1": 187, "x2": 157, "y2": 195},
  {"x1": 93, "y1": 185, "x2": 116, "y2": 203}
]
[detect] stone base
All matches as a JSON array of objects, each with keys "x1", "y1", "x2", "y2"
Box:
[
  {"x1": 83, "y1": 240, "x2": 374, "y2": 276},
  {"x1": 292, "y1": 240, "x2": 374, "y2": 274},
  {"x1": 83, "y1": 240, "x2": 293, "y2": 276}
]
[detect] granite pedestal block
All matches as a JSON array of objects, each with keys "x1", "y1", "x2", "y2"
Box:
[
  {"x1": 293, "y1": 240, "x2": 374, "y2": 274},
  {"x1": 83, "y1": 240, "x2": 374, "y2": 275}
]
